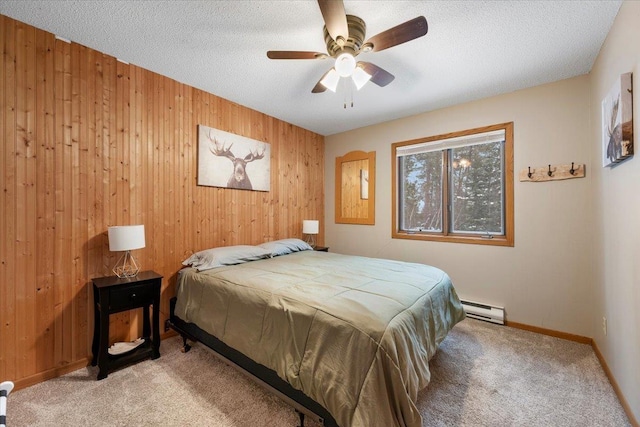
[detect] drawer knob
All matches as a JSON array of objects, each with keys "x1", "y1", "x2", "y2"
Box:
[{"x1": 131, "y1": 293, "x2": 136, "y2": 298}]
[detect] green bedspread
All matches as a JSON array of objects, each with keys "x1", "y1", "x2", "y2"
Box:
[{"x1": 175, "y1": 250, "x2": 465, "y2": 427}]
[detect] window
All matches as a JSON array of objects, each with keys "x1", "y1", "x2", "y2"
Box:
[{"x1": 392, "y1": 122, "x2": 514, "y2": 246}]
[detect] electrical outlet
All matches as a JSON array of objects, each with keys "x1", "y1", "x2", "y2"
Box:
[{"x1": 602, "y1": 316, "x2": 607, "y2": 336}]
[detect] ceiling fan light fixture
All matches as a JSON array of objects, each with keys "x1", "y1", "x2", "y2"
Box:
[
  {"x1": 334, "y1": 52, "x2": 356, "y2": 77},
  {"x1": 320, "y1": 68, "x2": 340, "y2": 92},
  {"x1": 352, "y1": 66, "x2": 372, "y2": 90}
]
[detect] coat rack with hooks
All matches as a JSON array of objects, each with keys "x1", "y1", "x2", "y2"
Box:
[{"x1": 519, "y1": 162, "x2": 585, "y2": 182}]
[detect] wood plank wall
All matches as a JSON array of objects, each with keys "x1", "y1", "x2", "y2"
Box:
[{"x1": 0, "y1": 15, "x2": 325, "y2": 388}]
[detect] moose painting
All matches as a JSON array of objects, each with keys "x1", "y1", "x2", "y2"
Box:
[
  {"x1": 197, "y1": 125, "x2": 270, "y2": 191},
  {"x1": 602, "y1": 72, "x2": 634, "y2": 167}
]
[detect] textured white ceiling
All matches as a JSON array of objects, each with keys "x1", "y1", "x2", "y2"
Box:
[{"x1": 0, "y1": 1, "x2": 622, "y2": 136}]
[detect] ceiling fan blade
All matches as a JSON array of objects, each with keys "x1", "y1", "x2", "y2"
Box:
[
  {"x1": 358, "y1": 62, "x2": 395, "y2": 87},
  {"x1": 267, "y1": 51, "x2": 328, "y2": 60},
  {"x1": 312, "y1": 69, "x2": 331, "y2": 93},
  {"x1": 363, "y1": 16, "x2": 428, "y2": 52},
  {"x1": 318, "y1": 0, "x2": 349, "y2": 42}
]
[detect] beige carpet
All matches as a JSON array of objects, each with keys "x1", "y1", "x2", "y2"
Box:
[{"x1": 8, "y1": 319, "x2": 631, "y2": 426}]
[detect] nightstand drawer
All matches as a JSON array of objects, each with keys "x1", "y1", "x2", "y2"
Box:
[{"x1": 109, "y1": 283, "x2": 155, "y2": 312}]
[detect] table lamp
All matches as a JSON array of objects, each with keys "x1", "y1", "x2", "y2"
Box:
[
  {"x1": 108, "y1": 225, "x2": 146, "y2": 278},
  {"x1": 302, "y1": 220, "x2": 319, "y2": 248}
]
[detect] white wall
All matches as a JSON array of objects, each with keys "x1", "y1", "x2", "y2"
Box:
[
  {"x1": 589, "y1": 1, "x2": 640, "y2": 421},
  {"x1": 325, "y1": 75, "x2": 594, "y2": 337}
]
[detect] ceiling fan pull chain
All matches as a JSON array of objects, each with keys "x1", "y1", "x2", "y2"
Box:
[
  {"x1": 343, "y1": 78, "x2": 347, "y2": 109},
  {"x1": 351, "y1": 82, "x2": 354, "y2": 108},
  {"x1": 350, "y1": 80, "x2": 354, "y2": 108}
]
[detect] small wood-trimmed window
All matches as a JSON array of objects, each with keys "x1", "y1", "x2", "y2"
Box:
[{"x1": 392, "y1": 122, "x2": 514, "y2": 246}]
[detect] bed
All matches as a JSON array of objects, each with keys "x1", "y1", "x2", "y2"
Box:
[{"x1": 168, "y1": 245, "x2": 465, "y2": 427}]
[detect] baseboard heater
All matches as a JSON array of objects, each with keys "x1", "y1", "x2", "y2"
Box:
[{"x1": 461, "y1": 299, "x2": 505, "y2": 325}]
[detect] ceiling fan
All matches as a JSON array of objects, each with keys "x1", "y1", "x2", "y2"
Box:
[{"x1": 267, "y1": 0, "x2": 428, "y2": 93}]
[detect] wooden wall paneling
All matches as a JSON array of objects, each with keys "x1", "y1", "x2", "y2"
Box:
[
  {"x1": 55, "y1": 35, "x2": 74, "y2": 367},
  {"x1": 183, "y1": 84, "x2": 192, "y2": 264},
  {"x1": 0, "y1": 16, "x2": 7, "y2": 380},
  {"x1": 85, "y1": 45, "x2": 97, "y2": 295},
  {"x1": 165, "y1": 77, "x2": 175, "y2": 279},
  {"x1": 106, "y1": 54, "x2": 117, "y2": 278},
  {"x1": 160, "y1": 75, "x2": 171, "y2": 321},
  {"x1": 210, "y1": 96, "x2": 219, "y2": 245},
  {"x1": 1, "y1": 16, "x2": 18, "y2": 381},
  {"x1": 114, "y1": 59, "x2": 127, "y2": 334},
  {"x1": 52, "y1": 35, "x2": 63, "y2": 370},
  {"x1": 283, "y1": 123, "x2": 292, "y2": 237},
  {"x1": 187, "y1": 86, "x2": 195, "y2": 261},
  {"x1": 173, "y1": 79, "x2": 179, "y2": 257},
  {"x1": 15, "y1": 21, "x2": 38, "y2": 378},
  {"x1": 178, "y1": 83, "x2": 188, "y2": 280},
  {"x1": 13, "y1": 21, "x2": 26, "y2": 378},
  {"x1": 104, "y1": 54, "x2": 128, "y2": 344},
  {"x1": 188, "y1": 87, "x2": 199, "y2": 258},
  {"x1": 249, "y1": 109, "x2": 260, "y2": 243},
  {"x1": 286, "y1": 124, "x2": 297, "y2": 237},
  {"x1": 61, "y1": 37, "x2": 74, "y2": 365},
  {"x1": 70, "y1": 41, "x2": 87, "y2": 363},
  {"x1": 281, "y1": 122, "x2": 290, "y2": 239},
  {"x1": 160, "y1": 74, "x2": 169, "y2": 271},
  {"x1": 266, "y1": 117, "x2": 277, "y2": 242},
  {"x1": 132, "y1": 66, "x2": 143, "y2": 243},
  {"x1": 276, "y1": 121, "x2": 285, "y2": 239},
  {"x1": 1, "y1": 14, "x2": 324, "y2": 387},
  {"x1": 34, "y1": 28, "x2": 55, "y2": 373},
  {"x1": 261, "y1": 117, "x2": 270, "y2": 242},
  {"x1": 128, "y1": 62, "x2": 142, "y2": 339},
  {"x1": 92, "y1": 50, "x2": 105, "y2": 280},
  {"x1": 152, "y1": 69, "x2": 160, "y2": 273},
  {"x1": 97, "y1": 56, "x2": 108, "y2": 268},
  {"x1": 211, "y1": 95, "x2": 222, "y2": 247},
  {"x1": 291, "y1": 125, "x2": 300, "y2": 236},
  {"x1": 70, "y1": 41, "x2": 80, "y2": 361},
  {"x1": 179, "y1": 82, "x2": 190, "y2": 267},
  {"x1": 144, "y1": 70, "x2": 154, "y2": 282},
  {"x1": 192, "y1": 90, "x2": 203, "y2": 251},
  {"x1": 116, "y1": 59, "x2": 138, "y2": 338},
  {"x1": 291, "y1": 125, "x2": 300, "y2": 238},
  {"x1": 302, "y1": 132, "x2": 311, "y2": 238},
  {"x1": 133, "y1": 65, "x2": 144, "y2": 273},
  {"x1": 85, "y1": 49, "x2": 97, "y2": 285},
  {"x1": 80, "y1": 44, "x2": 96, "y2": 354}
]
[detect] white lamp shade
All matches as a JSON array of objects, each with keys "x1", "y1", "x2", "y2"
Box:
[
  {"x1": 303, "y1": 220, "x2": 319, "y2": 234},
  {"x1": 108, "y1": 225, "x2": 146, "y2": 251},
  {"x1": 320, "y1": 69, "x2": 340, "y2": 92},
  {"x1": 352, "y1": 66, "x2": 372, "y2": 90}
]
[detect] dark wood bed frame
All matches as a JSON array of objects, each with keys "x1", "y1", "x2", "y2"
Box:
[{"x1": 166, "y1": 297, "x2": 340, "y2": 427}]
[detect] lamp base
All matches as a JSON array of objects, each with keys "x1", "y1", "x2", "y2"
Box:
[
  {"x1": 113, "y1": 251, "x2": 140, "y2": 278},
  {"x1": 304, "y1": 234, "x2": 316, "y2": 249}
]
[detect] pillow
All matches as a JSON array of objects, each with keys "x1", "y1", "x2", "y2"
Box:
[
  {"x1": 182, "y1": 245, "x2": 272, "y2": 271},
  {"x1": 257, "y1": 238, "x2": 313, "y2": 257}
]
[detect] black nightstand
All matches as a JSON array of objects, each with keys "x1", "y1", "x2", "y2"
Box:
[
  {"x1": 91, "y1": 270, "x2": 162, "y2": 380},
  {"x1": 313, "y1": 246, "x2": 329, "y2": 252}
]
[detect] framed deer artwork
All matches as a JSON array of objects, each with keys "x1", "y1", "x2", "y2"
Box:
[
  {"x1": 197, "y1": 125, "x2": 271, "y2": 191},
  {"x1": 602, "y1": 72, "x2": 633, "y2": 167}
]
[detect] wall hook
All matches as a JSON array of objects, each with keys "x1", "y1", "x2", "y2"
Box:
[
  {"x1": 569, "y1": 162, "x2": 576, "y2": 175},
  {"x1": 528, "y1": 166, "x2": 533, "y2": 178},
  {"x1": 547, "y1": 164, "x2": 553, "y2": 177}
]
